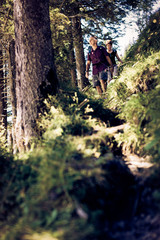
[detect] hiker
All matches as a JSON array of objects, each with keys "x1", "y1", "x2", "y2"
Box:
[
  {"x1": 85, "y1": 36, "x2": 113, "y2": 95},
  {"x1": 106, "y1": 39, "x2": 123, "y2": 83}
]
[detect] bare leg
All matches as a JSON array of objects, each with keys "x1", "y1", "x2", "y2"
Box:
[
  {"x1": 113, "y1": 65, "x2": 118, "y2": 77},
  {"x1": 100, "y1": 79, "x2": 106, "y2": 93},
  {"x1": 96, "y1": 85, "x2": 102, "y2": 95},
  {"x1": 108, "y1": 70, "x2": 112, "y2": 83}
]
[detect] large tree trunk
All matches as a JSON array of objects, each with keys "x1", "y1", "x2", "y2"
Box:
[
  {"x1": 14, "y1": 0, "x2": 58, "y2": 152},
  {"x1": 8, "y1": 39, "x2": 17, "y2": 151},
  {"x1": 71, "y1": 16, "x2": 86, "y2": 90},
  {"x1": 0, "y1": 43, "x2": 3, "y2": 124},
  {"x1": 9, "y1": 39, "x2": 16, "y2": 118},
  {"x1": 0, "y1": 43, "x2": 7, "y2": 131}
]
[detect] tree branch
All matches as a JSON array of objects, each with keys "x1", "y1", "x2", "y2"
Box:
[{"x1": 59, "y1": 0, "x2": 67, "y2": 12}]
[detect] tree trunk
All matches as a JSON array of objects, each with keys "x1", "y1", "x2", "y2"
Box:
[
  {"x1": 0, "y1": 43, "x2": 7, "y2": 142},
  {"x1": 0, "y1": 44, "x2": 7, "y2": 128},
  {"x1": 8, "y1": 39, "x2": 16, "y2": 118},
  {"x1": 0, "y1": 45, "x2": 3, "y2": 125},
  {"x1": 68, "y1": 27, "x2": 77, "y2": 87},
  {"x1": 14, "y1": 0, "x2": 58, "y2": 152},
  {"x1": 8, "y1": 39, "x2": 17, "y2": 151},
  {"x1": 0, "y1": 43, "x2": 3, "y2": 124},
  {"x1": 69, "y1": 47, "x2": 77, "y2": 88},
  {"x1": 71, "y1": 16, "x2": 86, "y2": 90}
]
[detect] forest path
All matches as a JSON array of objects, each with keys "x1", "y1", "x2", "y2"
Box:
[
  {"x1": 105, "y1": 123, "x2": 153, "y2": 176},
  {"x1": 105, "y1": 124, "x2": 160, "y2": 240}
]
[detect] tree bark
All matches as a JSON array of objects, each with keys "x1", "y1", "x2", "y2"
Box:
[
  {"x1": 0, "y1": 43, "x2": 7, "y2": 129},
  {"x1": 0, "y1": 43, "x2": 3, "y2": 124},
  {"x1": 68, "y1": 27, "x2": 77, "y2": 87},
  {"x1": 69, "y1": 46, "x2": 77, "y2": 88},
  {"x1": 71, "y1": 16, "x2": 86, "y2": 90},
  {"x1": 14, "y1": 0, "x2": 58, "y2": 152},
  {"x1": 8, "y1": 39, "x2": 17, "y2": 151},
  {"x1": 8, "y1": 39, "x2": 16, "y2": 118}
]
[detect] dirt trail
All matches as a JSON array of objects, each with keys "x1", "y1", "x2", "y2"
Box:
[
  {"x1": 105, "y1": 124, "x2": 160, "y2": 240},
  {"x1": 105, "y1": 123, "x2": 153, "y2": 175}
]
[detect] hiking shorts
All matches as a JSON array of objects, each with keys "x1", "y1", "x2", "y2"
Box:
[{"x1": 92, "y1": 69, "x2": 108, "y2": 88}]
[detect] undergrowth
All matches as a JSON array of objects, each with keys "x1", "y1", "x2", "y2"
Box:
[
  {"x1": 1, "y1": 80, "x2": 160, "y2": 239},
  {"x1": 0, "y1": 94, "x2": 137, "y2": 240},
  {"x1": 105, "y1": 51, "x2": 160, "y2": 155},
  {"x1": 125, "y1": 8, "x2": 160, "y2": 60}
]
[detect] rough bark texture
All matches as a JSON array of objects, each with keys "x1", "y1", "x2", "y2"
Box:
[
  {"x1": 71, "y1": 16, "x2": 86, "y2": 90},
  {"x1": 0, "y1": 44, "x2": 3, "y2": 124},
  {"x1": 0, "y1": 43, "x2": 7, "y2": 130},
  {"x1": 8, "y1": 39, "x2": 17, "y2": 151},
  {"x1": 14, "y1": 0, "x2": 58, "y2": 152},
  {"x1": 69, "y1": 48, "x2": 77, "y2": 87},
  {"x1": 9, "y1": 39, "x2": 16, "y2": 118},
  {"x1": 68, "y1": 28, "x2": 77, "y2": 87}
]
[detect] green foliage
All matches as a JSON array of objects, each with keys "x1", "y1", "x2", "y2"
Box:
[
  {"x1": 38, "y1": 94, "x2": 94, "y2": 139},
  {"x1": 3, "y1": 143, "x2": 136, "y2": 240},
  {"x1": 106, "y1": 48, "x2": 160, "y2": 154},
  {"x1": 0, "y1": 149, "x2": 37, "y2": 225},
  {"x1": 143, "y1": 84, "x2": 160, "y2": 162},
  {"x1": 107, "y1": 11, "x2": 160, "y2": 157},
  {"x1": 0, "y1": 90, "x2": 137, "y2": 240},
  {"x1": 114, "y1": 93, "x2": 148, "y2": 153},
  {"x1": 50, "y1": 8, "x2": 72, "y2": 87},
  {"x1": 119, "y1": 93, "x2": 147, "y2": 126},
  {"x1": 62, "y1": 115, "x2": 93, "y2": 136},
  {"x1": 126, "y1": 9, "x2": 160, "y2": 60},
  {"x1": 0, "y1": 0, "x2": 14, "y2": 39},
  {"x1": 0, "y1": 124, "x2": 7, "y2": 149}
]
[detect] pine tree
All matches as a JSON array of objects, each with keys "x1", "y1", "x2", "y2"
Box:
[{"x1": 13, "y1": 0, "x2": 58, "y2": 152}]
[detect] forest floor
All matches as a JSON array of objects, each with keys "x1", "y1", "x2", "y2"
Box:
[{"x1": 105, "y1": 124, "x2": 160, "y2": 240}]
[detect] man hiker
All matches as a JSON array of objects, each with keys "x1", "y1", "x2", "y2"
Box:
[{"x1": 85, "y1": 36, "x2": 113, "y2": 95}]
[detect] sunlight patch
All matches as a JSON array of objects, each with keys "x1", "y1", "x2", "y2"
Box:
[{"x1": 24, "y1": 231, "x2": 61, "y2": 240}]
